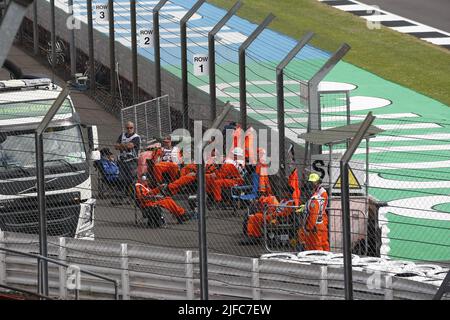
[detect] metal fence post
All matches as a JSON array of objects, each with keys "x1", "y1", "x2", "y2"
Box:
[
  {"x1": 153, "y1": 0, "x2": 169, "y2": 98},
  {"x1": 134, "y1": 105, "x2": 138, "y2": 136},
  {"x1": 0, "y1": 231, "x2": 6, "y2": 285},
  {"x1": 58, "y1": 237, "x2": 68, "y2": 299},
  {"x1": 35, "y1": 130, "x2": 48, "y2": 297},
  {"x1": 238, "y1": 14, "x2": 275, "y2": 130},
  {"x1": 68, "y1": 0, "x2": 76, "y2": 78},
  {"x1": 156, "y1": 98, "x2": 162, "y2": 138},
  {"x1": 251, "y1": 258, "x2": 260, "y2": 300},
  {"x1": 0, "y1": 0, "x2": 34, "y2": 68},
  {"x1": 307, "y1": 85, "x2": 320, "y2": 155},
  {"x1": 309, "y1": 44, "x2": 350, "y2": 155},
  {"x1": 433, "y1": 270, "x2": 450, "y2": 300},
  {"x1": 340, "y1": 160, "x2": 353, "y2": 299},
  {"x1": 144, "y1": 103, "x2": 150, "y2": 142},
  {"x1": 35, "y1": 87, "x2": 70, "y2": 297},
  {"x1": 50, "y1": 0, "x2": 56, "y2": 83},
  {"x1": 86, "y1": 0, "x2": 96, "y2": 93},
  {"x1": 346, "y1": 91, "x2": 351, "y2": 126},
  {"x1": 108, "y1": 0, "x2": 116, "y2": 109},
  {"x1": 384, "y1": 275, "x2": 393, "y2": 300},
  {"x1": 276, "y1": 32, "x2": 314, "y2": 176},
  {"x1": 180, "y1": 0, "x2": 206, "y2": 130},
  {"x1": 319, "y1": 265, "x2": 328, "y2": 300},
  {"x1": 130, "y1": 0, "x2": 138, "y2": 104},
  {"x1": 208, "y1": 1, "x2": 242, "y2": 124},
  {"x1": 340, "y1": 112, "x2": 375, "y2": 300},
  {"x1": 197, "y1": 160, "x2": 208, "y2": 300},
  {"x1": 185, "y1": 250, "x2": 194, "y2": 300},
  {"x1": 32, "y1": 0, "x2": 38, "y2": 55},
  {"x1": 197, "y1": 102, "x2": 233, "y2": 300},
  {"x1": 121, "y1": 243, "x2": 130, "y2": 300}
]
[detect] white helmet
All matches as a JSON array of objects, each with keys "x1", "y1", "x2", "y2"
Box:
[{"x1": 232, "y1": 147, "x2": 244, "y2": 157}]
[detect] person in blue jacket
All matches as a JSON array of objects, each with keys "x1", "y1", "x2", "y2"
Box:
[
  {"x1": 98, "y1": 148, "x2": 129, "y2": 204},
  {"x1": 99, "y1": 148, "x2": 121, "y2": 184}
]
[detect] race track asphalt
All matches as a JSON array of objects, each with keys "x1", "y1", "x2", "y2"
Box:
[{"x1": 357, "y1": 0, "x2": 450, "y2": 32}]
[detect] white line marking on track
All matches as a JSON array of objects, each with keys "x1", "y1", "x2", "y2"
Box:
[
  {"x1": 370, "y1": 160, "x2": 450, "y2": 170},
  {"x1": 371, "y1": 133, "x2": 450, "y2": 143},
  {"x1": 422, "y1": 37, "x2": 450, "y2": 45},
  {"x1": 362, "y1": 14, "x2": 404, "y2": 22},
  {"x1": 369, "y1": 123, "x2": 441, "y2": 130},
  {"x1": 331, "y1": 143, "x2": 450, "y2": 156},
  {"x1": 369, "y1": 173, "x2": 450, "y2": 189},
  {"x1": 380, "y1": 196, "x2": 450, "y2": 221},
  {"x1": 334, "y1": 4, "x2": 376, "y2": 11},
  {"x1": 391, "y1": 25, "x2": 439, "y2": 33},
  {"x1": 281, "y1": 120, "x2": 438, "y2": 131}
]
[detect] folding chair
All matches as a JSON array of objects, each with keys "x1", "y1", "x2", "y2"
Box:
[
  {"x1": 93, "y1": 160, "x2": 129, "y2": 202},
  {"x1": 231, "y1": 172, "x2": 260, "y2": 211}
]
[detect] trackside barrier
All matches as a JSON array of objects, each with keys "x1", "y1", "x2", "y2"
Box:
[
  {"x1": 0, "y1": 232, "x2": 119, "y2": 300},
  {"x1": 0, "y1": 232, "x2": 445, "y2": 300}
]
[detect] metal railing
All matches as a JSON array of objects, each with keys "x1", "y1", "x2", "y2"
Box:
[
  {"x1": 0, "y1": 283, "x2": 53, "y2": 300},
  {"x1": 0, "y1": 246, "x2": 120, "y2": 300}
]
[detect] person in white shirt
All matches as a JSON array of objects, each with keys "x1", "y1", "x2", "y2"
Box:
[
  {"x1": 153, "y1": 135, "x2": 181, "y2": 183},
  {"x1": 114, "y1": 121, "x2": 141, "y2": 192}
]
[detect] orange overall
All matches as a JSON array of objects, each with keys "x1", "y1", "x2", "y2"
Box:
[
  {"x1": 180, "y1": 163, "x2": 197, "y2": 177},
  {"x1": 246, "y1": 195, "x2": 279, "y2": 238},
  {"x1": 168, "y1": 162, "x2": 218, "y2": 195},
  {"x1": 227, "y1": 126, "x2": 256, "y2": 161},
  {"x1": 206, "y1": 162, "x2": 244, "y2": 201},
  {"x1": 288, "y1": 168, "x2": 301, "y2": 206},
  {"x1": 153, "y1": 148, "x2": 181, "y2": 183},
  {"x1": 244, "y1": 127, "x2": 257, "y2": 162},
  {"x1": 300, "y1": 186, "x2": 329, "y2": 251},
  {"x1": 154, "y1": 162, "x2": 180, "y2": 183},
  {"x1": 135, "y1": 182, "x2": 185, "y2": 218},
  {"x1": 256, "y1": 159, "x2": 272, "y2": 196},
  {"x1": 246, "y1": 196, "x2": 295, "y2": 238}
]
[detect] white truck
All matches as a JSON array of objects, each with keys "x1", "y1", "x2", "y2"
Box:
[{"x1": 0, "y1": 78, "x2": 97, "y2": 239}]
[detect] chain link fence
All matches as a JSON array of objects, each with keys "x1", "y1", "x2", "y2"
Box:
[{"x1": 0, "y1": 0, "x2": 449, "y2": 300}]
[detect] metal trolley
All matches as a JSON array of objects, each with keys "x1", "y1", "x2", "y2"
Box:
[{"x1": 263, "y1": 201, "x2": 306, "y2": 253}]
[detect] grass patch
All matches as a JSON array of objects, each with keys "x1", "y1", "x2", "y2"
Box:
[{"x1": 208, "y1": 0, "x2": 450, "y2": 106}]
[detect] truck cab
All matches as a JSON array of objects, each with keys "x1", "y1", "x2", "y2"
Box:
[{"x1": 0, "y1": 78, "x2": 95, "y2": 239}]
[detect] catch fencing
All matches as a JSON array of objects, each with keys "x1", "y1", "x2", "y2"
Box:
[{"x1": 3, "y1": 0, "x2": 449, "y2": 300}]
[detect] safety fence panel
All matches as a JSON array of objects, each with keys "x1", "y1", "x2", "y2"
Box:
[
  {"x1": 121, "y1": 95, "x2": 171, "y2": 145},
  {"x1": 319, "y1": 90, "x2": 350, "y2": 128},
  {"x1": 0, "y1": 232, "x2": 446, "y2": 300}
]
